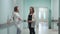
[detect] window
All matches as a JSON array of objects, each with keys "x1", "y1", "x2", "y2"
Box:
[{"x1": 39, "y1": 8, "x2": 47, "y2": 20}]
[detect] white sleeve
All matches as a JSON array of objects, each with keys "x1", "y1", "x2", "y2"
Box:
[
  {"x1": 18, "y1": 14, "x2": 22, "y2": 19},
  {"x1": 32, "y1": 14, "x2": 36, "y2": 21},
  {"x1": 16, "y1": 13, "x2": 22, "y2": 20}
]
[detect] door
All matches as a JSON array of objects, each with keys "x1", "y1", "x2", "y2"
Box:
[{"x1": 34, "y1": 7, "x2": 51, "y2": 29}]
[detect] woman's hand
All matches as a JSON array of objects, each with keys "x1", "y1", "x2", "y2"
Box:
[
  {"x1": 18, "y1": 18, "x2": 21, "y2": 20},
  {"x1": 28, "y1": 20, "x2": 32, "y2": 23},
  {"x1": 0, "y1": 24, "x2": 1, "y2": 27},
  {"x1": 7, "y1": 20, "x2": 10, "y2": 25}
]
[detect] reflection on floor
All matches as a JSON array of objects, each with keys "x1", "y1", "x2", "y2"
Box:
[
  {"x1": 21, "y1": 22, "x2": 58, "y2": 34},
  {"x1": 38, "y1": 22, "x2": 58, "y2": 34}
]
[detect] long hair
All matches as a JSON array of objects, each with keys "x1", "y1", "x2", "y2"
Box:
[{"x1": 30, "y1": 7, "x2": 34, "y2": 14}]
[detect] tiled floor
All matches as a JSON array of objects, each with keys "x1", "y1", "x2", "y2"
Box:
[{"x1": 21, "y1": 22, "x2": 58, "y2": 34}]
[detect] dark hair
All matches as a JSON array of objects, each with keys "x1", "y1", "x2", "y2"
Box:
[
  {"x1": 14, "y1": 6, "x2": 18, "y2": 12},
  {"x1": 30, "y1": 7, "x2": 34, "y2": 14}
]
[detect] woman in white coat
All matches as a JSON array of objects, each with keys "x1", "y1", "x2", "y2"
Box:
[
  {"x1": 13, "y1": 6, "x2": 22, "y2": 34},
  {"x1": 28, "y1": 7, "x2": 36, "y2": 34}
]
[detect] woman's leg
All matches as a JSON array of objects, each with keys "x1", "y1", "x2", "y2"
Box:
[
  {"x1": 28, "y1": 23, "x2": 32, "y2": 34},
  {"x1": 31, "y1": 28, "x2": 35, "y2": 34},
  {"x1": 17, "y1": 28, "x2": 21, "y2": 34}
]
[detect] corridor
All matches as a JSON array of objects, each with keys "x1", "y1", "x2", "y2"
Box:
[
  {"x1": 0, "y1": 0, "x2": 60, "y2": 34},
  {"x1": 38, "y1": 22, "x2": 58, "y2": 34}
]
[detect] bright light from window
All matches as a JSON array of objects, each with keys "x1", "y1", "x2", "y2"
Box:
[
  {"x1": 39, "y1": 8, "x2": 47, "y2": 19},
  {"x1": 39, "y1": 11, "x2": 41, "y2": 19}
]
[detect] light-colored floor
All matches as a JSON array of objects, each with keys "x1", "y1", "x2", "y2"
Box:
[
  {"x1": 21, "y1": 22, "x2": 58, "y2": 34},
  {"x1": 38, "y1": 22, "x2": 58, "y2": 34}
]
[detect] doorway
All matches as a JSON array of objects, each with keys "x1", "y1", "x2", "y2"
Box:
[{"x1": 39, "y1": 8, "x2": 49, "y2": 22}]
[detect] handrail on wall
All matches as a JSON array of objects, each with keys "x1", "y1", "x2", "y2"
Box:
[
  {"x1": 0, "y1": 22, "x2": 15, "y2": 29},
  {"x1": 0, "y1": 20, "x2": 26, "y2": 29}
]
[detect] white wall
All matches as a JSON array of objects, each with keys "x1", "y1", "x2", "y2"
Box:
[
  {"x1": 51, "y1": 0, "x2": 59, "y2": 30},
  {"x1": 51, "y1": 0, "x2": 59, "y2": 20},
  {"x1": 0, "y1": 0, "x2": 17, "y2": 34},
  {"x1": 0, "y1": 0, "x2": 14, "y2": 24}
]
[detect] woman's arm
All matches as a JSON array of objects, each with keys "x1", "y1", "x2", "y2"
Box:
[
  {"x1": 17, "y1": 13, "x2": 22, "y2": 21},
  {"x1": 32, "y1": 14, "x2": 36, "y2": 22}
]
